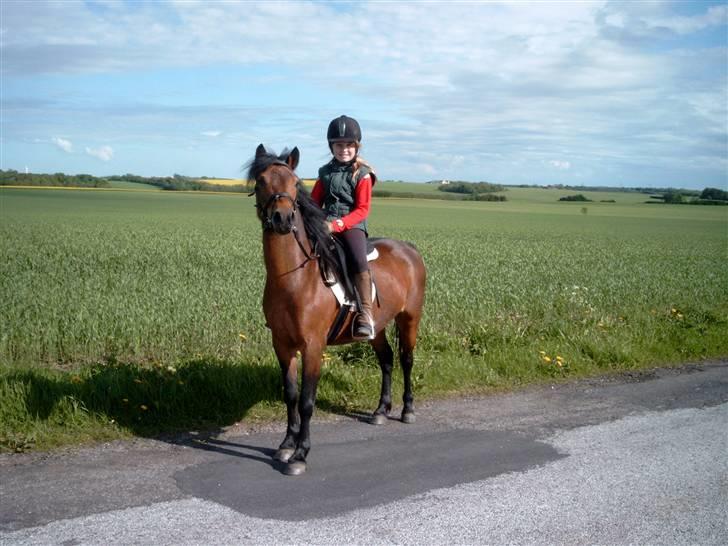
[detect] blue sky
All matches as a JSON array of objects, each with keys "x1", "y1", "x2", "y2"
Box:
[{"x1": 1, "y1": 0, "x2": 726, "y2": 189}]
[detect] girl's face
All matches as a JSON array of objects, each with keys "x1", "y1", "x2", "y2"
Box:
[{"x1": 332, "y1": 141, "x2": 357, "y2": 163}]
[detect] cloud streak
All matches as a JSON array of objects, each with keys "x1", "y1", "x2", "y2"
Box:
[{"x1": 85, "y1": 145, "x2": 114, "y2": 161}]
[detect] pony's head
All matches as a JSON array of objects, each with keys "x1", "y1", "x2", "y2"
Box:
[
  {"x1": 246, "y1": 144, "x2": 301, "y2": 234},
  {"x1": 245, "y1": 144, "x2": 338, "y2": 271}
]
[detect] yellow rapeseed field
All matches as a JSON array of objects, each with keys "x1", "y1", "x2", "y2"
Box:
[
  {"x1": 197, "y1": 178, "x2": 316, "y2": 187},
  {"x1": 198, "y1": 178, "x2": 246, "y2": 186}
]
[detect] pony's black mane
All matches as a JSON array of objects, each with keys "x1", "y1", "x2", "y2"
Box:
[{"x1": 245, "y1": 147, "x2": 339, "y2": 275}]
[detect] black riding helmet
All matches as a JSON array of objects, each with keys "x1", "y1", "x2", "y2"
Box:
[{"x1": 327, "y1": 115, "x2": 361, "y2": 144}]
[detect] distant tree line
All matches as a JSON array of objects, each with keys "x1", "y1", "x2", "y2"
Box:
[
  {"x1": 0, "y1": 170, "x2": 110, "y2": 188},
  {"x1": 559, "y1": 194, "x2": 592, "y2": 202},
  {"x1": 437, "y1": 181, "x2": 505, "y2": 195},
  {"x1": 648, "y1": 188, "x2": 727, "y2": 206},
  {"x1": 107, "y1": 174, "x2": 246, "y2": 192}
]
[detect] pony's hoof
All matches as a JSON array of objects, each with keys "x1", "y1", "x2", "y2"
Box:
[
  {"x1": 284, "y1": 461, "x2": 307, "y2": 476},
  {"x1": 370, "y1": 413, "x2": 388, "y2": 426},
  {"x1": 401, "y1": 412, "x2": 416, "y2": 424},
  {"x1": 274, "y1": 448, "x2": 294, "y2": 463}
]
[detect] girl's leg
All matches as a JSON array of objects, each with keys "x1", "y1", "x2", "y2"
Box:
[{"x1": 338, "y1": 229, "x2": 374, "y2": 339}]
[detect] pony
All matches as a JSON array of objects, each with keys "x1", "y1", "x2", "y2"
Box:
[{"x1": 246, "y1": 144, "x2": 426, "y2": 475}]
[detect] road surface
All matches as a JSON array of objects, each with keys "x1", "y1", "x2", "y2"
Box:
[{"x1": 1, "y1": 360, "x2": 727, "y2": 545}]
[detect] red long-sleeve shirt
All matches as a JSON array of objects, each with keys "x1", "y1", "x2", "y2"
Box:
[{"x1": 310, "y1": 175, "x2": 372, "y2": 233}]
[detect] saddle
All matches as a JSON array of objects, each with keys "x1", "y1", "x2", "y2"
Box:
[{"x1": 321, "y1": 237, "x2": 379, "y2": 343}]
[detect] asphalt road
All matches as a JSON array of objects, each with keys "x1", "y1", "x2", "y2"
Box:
[{"x1": 1, "y1": 360, "x2": 727, "y2": 545}]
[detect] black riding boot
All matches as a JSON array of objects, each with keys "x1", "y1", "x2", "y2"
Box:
[{"x1": 353, "y1": 270, "x2": 375, "y2": 340}]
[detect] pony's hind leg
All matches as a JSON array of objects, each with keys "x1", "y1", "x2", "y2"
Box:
[
  {"x1": 370, "y1": 329, "x2": 394, "y2": 425},
  {"x1": 274, "y1": 349, "x2": 299, "y2": 463},
  {"x1": 396, "y1": 313, "x2": 420, "y2": 424}
]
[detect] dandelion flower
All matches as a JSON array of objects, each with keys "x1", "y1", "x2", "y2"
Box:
[
  {"x1": 140, "y1": 404, "x2": 148, "y2": 411},
  {"x1": 556, "y1": 356, "x2": 564, "y2": 363},
  {"x1": 167, "y1": 366, "x2": 177, "y2": 373},
  {"x1": 122, "y1": 398, "x2": 129, "y2": 403},
  {"x1": 239, "y1": 333, "x2": 247, "y2": 341},
  {"x1": 542, "y1": 356, "x2": 552, "y2": 363}
]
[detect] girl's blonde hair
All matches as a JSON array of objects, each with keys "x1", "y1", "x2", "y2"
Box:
[{"x1": 351, "y1": 144, "x2": 377, "y2": 184}]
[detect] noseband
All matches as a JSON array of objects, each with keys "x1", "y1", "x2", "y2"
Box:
[{"x1": 258, "y1": 191, "x2": 298, "y2": 232}]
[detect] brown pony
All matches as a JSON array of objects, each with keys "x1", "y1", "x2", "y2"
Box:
[{"x1": 246, "y1": 144, "x2": 426, "y2": 476}]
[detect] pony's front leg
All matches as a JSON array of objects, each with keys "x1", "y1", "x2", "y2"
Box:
[
  {"x1": 274, "y1": 349, "x2": 299, "y2": 463},
  {"x1": 284, "y1": 343, "x2": 323, "y2": 476}
]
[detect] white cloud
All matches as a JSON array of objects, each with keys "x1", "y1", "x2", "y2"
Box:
[
  {"x1": 201, "y1": 130, "x2": 222, "y2": 137},
  {"x1": 52, "y1": 137, "x2": 73, "y2": 153},
  {"x1": 85, "y1": 145, "x2": 114, "y2": 161}
]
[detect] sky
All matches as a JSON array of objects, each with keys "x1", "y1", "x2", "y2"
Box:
[{"x1": 1, "y1": 0, "x2": 726, "y2": 189}]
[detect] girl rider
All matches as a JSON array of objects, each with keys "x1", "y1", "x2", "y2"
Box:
[{"x1": 310, "y1": 115, "x2": 377, "y2": 340}]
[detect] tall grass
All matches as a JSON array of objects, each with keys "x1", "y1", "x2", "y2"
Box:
[{"x1": 1, "y1": 187, "x2": 726, "y2": 451}]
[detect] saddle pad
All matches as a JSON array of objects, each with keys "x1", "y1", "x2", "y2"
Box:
[{"x1": 330, "y1": 279, "x2": 377, "y2": 308}]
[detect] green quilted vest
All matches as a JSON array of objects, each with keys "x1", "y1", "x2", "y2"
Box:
[{"x1": 317, "y1": 160, "x2": 373, "y2": 233}]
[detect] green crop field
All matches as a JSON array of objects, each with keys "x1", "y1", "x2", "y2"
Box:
[{"x1": 1, "y1": 186, "x2": 726, "y2": 452}]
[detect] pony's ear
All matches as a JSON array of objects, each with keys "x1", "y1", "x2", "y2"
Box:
[
  {"x1": 286, "y1": 147, "x2": 300, "y2": 171},
  {"x1": 255, "y1": 144, "x2": 266, "y2": 158}
]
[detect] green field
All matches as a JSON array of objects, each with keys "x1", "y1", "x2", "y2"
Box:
[{"x1": 1, "y1": 186, "x2": 726, "y2": 451}]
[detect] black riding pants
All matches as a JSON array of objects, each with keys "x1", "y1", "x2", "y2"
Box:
[{"x1": 336, "y1": 228, "x2": 368, "y2": 274}]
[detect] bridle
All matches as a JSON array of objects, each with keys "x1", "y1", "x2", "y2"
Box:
[
  {"x1": 257, "y1": 190, "x2": 298, "y2": 232},
  {"x1": 252, "y1": 162, "x2": 319, "y2": 263}
]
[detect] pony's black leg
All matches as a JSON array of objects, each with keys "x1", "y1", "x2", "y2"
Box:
[
  {"x1": 284, "y1": 344, "x2": 322, "y2": 476},
  {"x1": 396, "y1": 315, "x2": 419, "y2": 424},
  {"x1": 400, "y1": 345, "x2": 415, "y2": 424},
  {"x1": 274, "y1": 350, "x2": 299, "y2": 462},
  {"x1": 370, "y1": 329, "x2": 394, "y2": 425}
]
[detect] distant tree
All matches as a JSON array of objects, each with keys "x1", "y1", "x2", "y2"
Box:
[
  {"x1": 438, "y1": 181, "x2": 505, "y2": 194},
  {"x1": 559, "y1": 194, "x2": 592, "y2": 202},
  {"x1": 700, "y1": 187, "x2": 728, "y2": 201},
  {"x1": 662, "y1": 191, "x2": 685, "y2": 204}
]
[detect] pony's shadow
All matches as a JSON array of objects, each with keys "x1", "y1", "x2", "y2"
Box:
[{"x1": 174, "y1": 433, "x2": 286, "y2": 472}]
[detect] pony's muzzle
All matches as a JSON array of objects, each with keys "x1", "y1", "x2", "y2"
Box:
[{"x1": 271, "y1": 208, "x2": 295, "y2": 234}]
